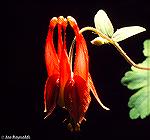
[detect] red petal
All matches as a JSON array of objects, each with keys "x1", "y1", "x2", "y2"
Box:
[
  {"x1": 64, "y1": 76, "x2": 91, "y2": 124},
  {"x1": 57, "y1": 17, "x2": 68, "y2": 59},
  {"x1": 88, "y1": 73, "x2": 110, "y2": 110},
  {"x1": 57, "y1": 16, "x2": 64, "y2": 59},
  {"x1": 56, "y1": 17, "x2": 71, "y2": 107},
  {"x1": 62, "y1": 18, "x2": 68, "y2": 50},
  {"x1": 45, "y1": 17, "x2": 59, "y2": 77},
  {"x1": 58, "y1": 48, "x2": 71, "y2": 107},
  {"x1": 67, "y1": 16, "x2": 89, "y2": 82},
  {"x1": 44, "y1": 74, "x2": 59, "y2": 119}
]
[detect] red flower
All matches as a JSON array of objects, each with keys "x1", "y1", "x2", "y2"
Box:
[{"x1": 44, "y1": 16, "x2": 109, "y2": 131}]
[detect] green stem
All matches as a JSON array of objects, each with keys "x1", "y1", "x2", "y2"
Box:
[
  {"x1": 69, "y1": 37, "x2": 76, "y2": 72},
  {"x1": 78, "y1": 26, "x2": 150, "y2": 71}
]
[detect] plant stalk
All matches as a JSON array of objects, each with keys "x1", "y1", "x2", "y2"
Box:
[{"x1": 77, "y1": 26, "x2": 150, "y2": 70}]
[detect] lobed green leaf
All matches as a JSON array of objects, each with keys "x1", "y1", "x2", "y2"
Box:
[
  {"x1": 143, "y1": 39, "x2": 150, "y2": 57},
  {"x1": 121, "y1": 39, "x2": 150, "y2": 119}
]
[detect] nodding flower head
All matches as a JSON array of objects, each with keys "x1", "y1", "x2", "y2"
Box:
[{"x1": 44, "y1": 16, "x2": 109, "y2": 131}]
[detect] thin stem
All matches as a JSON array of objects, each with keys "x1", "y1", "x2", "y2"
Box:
[
  {"x1": 69, "y1": 37, "x2": 76, "y2": 72},
  {"x1": 112, "y1": 42, "x2": 150, "y2": 70},
  {"x1": 79, "y1": 26, "x2": 150, "y2": 70}
]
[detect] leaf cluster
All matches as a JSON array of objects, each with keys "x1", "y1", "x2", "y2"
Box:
[{"x1": 121, "y1": 40, "x2": 150, "y2": 119}]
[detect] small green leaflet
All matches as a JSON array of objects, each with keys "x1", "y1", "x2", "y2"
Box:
[
  {"x1": 112, "y1": 26, "x2": 146, "y2": 42},
  {"x1": 121, "y1": 39, "x2": 150, "y2": 119},
  {"x1": 92, "y1": 9, "x2": 146, "y2": 46},
  {"x1": 94, "y1": 10, "x2": 114, "y2": 37}
]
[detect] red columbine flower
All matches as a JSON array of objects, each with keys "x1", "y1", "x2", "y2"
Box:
[{"x1": 44, "y1": 16, "x2": 109, "y2": 131}]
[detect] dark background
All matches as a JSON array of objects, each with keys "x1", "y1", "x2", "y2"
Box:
[{"x1": 5, "y1": 0, "x2": 150, "y2": 139}]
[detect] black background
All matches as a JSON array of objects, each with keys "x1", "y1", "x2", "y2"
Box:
[{"x1": 5, "y1": 0, "x2": 150, "y2": 139}]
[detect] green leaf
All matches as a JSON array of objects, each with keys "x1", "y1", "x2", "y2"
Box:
[
  {"x1": 121, "y1": 39, "x2": 150, "y2": 119},
  {"x1": 128, "y1": 87, "x2": 150, "y2": 119},
  {"x1": 94, "y1": 10, "x2": 114, "y2": 37},
  {"x1": 143, "y1": 39, "x2": 150, "y2": 57},
  {"x1": 112, "y1": 26, "x2": 146, "y2": 42},
  {"x1": 121, "y1": 70, "x2": 148, "y2": 90}
]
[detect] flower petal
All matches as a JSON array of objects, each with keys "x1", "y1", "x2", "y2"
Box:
[
  {"x1": 94, "y1": 9, "x2": 114, "y2": 37},
  {"x1": 45, "y1": 17, "x2": 59, "y2": 76},
  {"x1": 44, "y1": 75, "x2": 59, "y2": 119},
  {"x1": 112, "y1": 26, "x2": 146, "y2": 42},
  {"x1": 64, "y1": 76, "x2": 91, "y2": 124},
  {"x1": 62, "y1": 18, "x2": 68, "y2": 50},
  {"x1": 58, "y1": 16, "x2": 64, "y2": 59},
  {"x1": 67, "y1": 16, "x2": 89, "y2": 82},
  {"x1": 88, "y1": 73, "x2": 110, "y2": 110},
  {"x1": 58, "y1": 48, "x2": 71, "y2": 107}
]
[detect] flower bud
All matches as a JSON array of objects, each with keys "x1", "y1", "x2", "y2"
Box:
[{"x1": 91, "y1": 37, "x2": 109, "y2": 46}]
